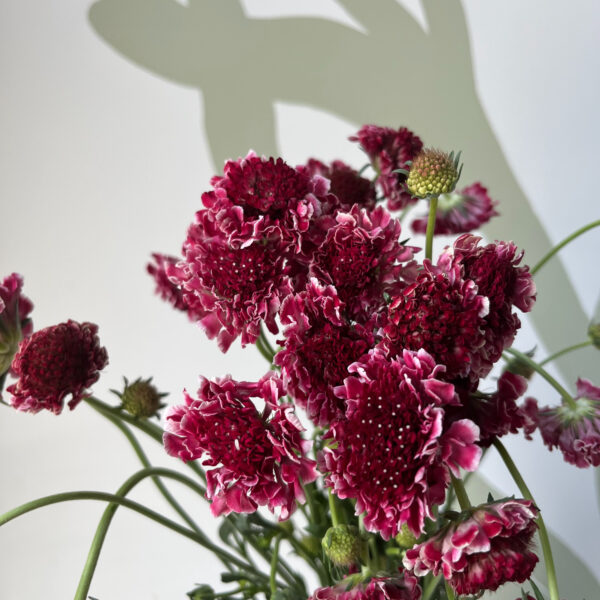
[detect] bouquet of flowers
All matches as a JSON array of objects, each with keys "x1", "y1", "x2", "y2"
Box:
[{"x1": 1, "y1": 124, "x2": 598, "y2": 600}]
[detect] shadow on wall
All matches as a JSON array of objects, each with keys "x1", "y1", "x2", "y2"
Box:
[{"x1": 88, "y1": 0, "x2": 598, "y2": 384}]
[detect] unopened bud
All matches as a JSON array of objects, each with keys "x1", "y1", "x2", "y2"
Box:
[
  {"x1": 588, "y1": 322, "x2": 600, "y2": 350},
  {"x1": 112, "y1": 376, "x2": 167, "y2": 418},
  {"x1": 406, "y1": 148, "x2": 461, "y2": 198},
  {"x1": 322, "y1": 525, "x2": 364, "y2": 567},
  {"x1": 395, "y1": 523, "x2": 417, "y2": 548}
]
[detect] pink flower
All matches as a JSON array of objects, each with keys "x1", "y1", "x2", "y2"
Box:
[
  {"x1": 7, "y1": 320, "x2": 108, "y2": 414},
  {"x1": 382, "y1": 255, "x2": 489, "y2": 380},
  {"x1": 0, "y1": 273, "x2": 34, "y2": 377},
  {"x1": 275, "y1": 279, "x2": 374, "y2": 426},
  {"x1": 147, "y1": 253, "x2": 188, "y2": 313},
  {"x1": 524, "y1": 378, "x2": 600, "y2": 468},
  {"x1": 310, "y1": 206, "x2": 416, "y2": 318},
  {"x1": 320, "y1": 348, "x2": 481, "y2": 538},
  {"x1": 448, "y1": 235, "x2": 536, "y2": 378},
  {"x1": 411, "y1": 182, "x2": 499, "y2": 235},
  {"x1": 350, "y1": 125, "x2": 423, "y2": 211},
  {"x1": 403, "y1": 498, "x2": 539, "y2": 596},
  {"x1": 309, "y1": 574, "x2": 421, "y2": 600},
  {"x1": 301, "y1": 159, "x2": 377, "y2": 212},
  {"x1": 164, "y1": 374, "x2": 317, "y2": 520}
]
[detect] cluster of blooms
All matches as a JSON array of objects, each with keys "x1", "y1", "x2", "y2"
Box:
[{"x1": 3, "y1": 123, "x2": 598, "y2": 600}]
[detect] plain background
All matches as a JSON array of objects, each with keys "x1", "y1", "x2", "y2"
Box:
[{"x1": 1, "y1": 1, "x2": 599, "y2": 598}]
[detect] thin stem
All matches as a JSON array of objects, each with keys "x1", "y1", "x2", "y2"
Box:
[
  {"x1": 259, "y1": 324, "x2": 276, "y2": 358},
  {"x1": 444, "y1": 580, "x2": 456, "y2": 600},
  {"x1": 255, "y1": 334, "x2": 274, "y2": 363},
  {"x1": 531, "y1": 219, "x2": 600, "y2": 275},
  {"x1": 493, "y1": 439, "x2": 560, "y2": 600},
  {"x1": 270, "y1": 535, "x2": 282, "y2": 596},
  {"x1": 450, "y1": 474, "x2": 471, "y2": 511},
  {"x1": 74, "y1": 467, "x2": 233, "y2": 600},
  {"x1": 425, "y1": 195, "x2": 439, "y2": 261},
  {"x1": 328, "y1": 489, "x2": 343, "y2": 527},
  {"x1": 504, "y1": 348, "x2": 576, "y2": 409},
  {"x1": 421, "y1": 575, "x2": 442, "y2": 600},
  {"x1": 539, "y1": 340, "x2": 593, "y2": 367}
]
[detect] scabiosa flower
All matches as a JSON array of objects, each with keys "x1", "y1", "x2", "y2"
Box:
[
  {"x1": 275, "y1": 279, "x2": 374, "y2": 426},
  {"x1": 350, "y1": 125, "x2": 423, "y2": 211},
  {"x1": 320, "y1": 348, "x2": 481, "y2": 538},
  {"x1": 310, "y1": 206, "x2": 416, "y2": 318},
  {"x1": 147, "y1": 253, "x2": 189, "y2": 314},
  {"x1": 301, "y1": 159, "x2": 377, "y2": 212},
  {"x1": 0, "y1": 273, "x2": 34, "y2": 377},
  {"x1": 403, "y1": 498, "x2": 539, "y2": 596},
  {"x1": 201, "y1": 151, "x2": 328, "y2": 252},
  {"x1": 7, "y1": 320, "x2": 108, "y2": 414},
  {"x1": 524, "y1": 378, "x2": 600, "y2": 468},
  {"x1": 309, "y1": 574, "x2": 421, "y2": 600},
  {"x1": 406, "y1": 149, "x2": 461, "y2": 199},
  {"x1": 164, "y1": 374, "x2": 317, "y2": 519},
  {"x1": 167, "y1": 209, "x2": 293, "y2": 352},
  {"x1": 411, "y1": 182, "x2": 499, "y2": 235},
  {"x1": 382, "y1": 254, "x2": 489, "y2": 380}
]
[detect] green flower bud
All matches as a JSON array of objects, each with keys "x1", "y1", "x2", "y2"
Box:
[
  {"x1": 112, "y1": 376, "x2": 167, "y2": 418},
  {"x1": 395, "y1": 523, "x2": 417, "y2": 548},
  {"x1": 188, "y1": 584, "x2": 215, "y2": 600},
  {"x1": 322, "y1": 525, "x2": 364, "y2": 567},
  {"x1": 588, "y1": 322, "x2": 600, "y2": 349},
  {"x1": 406, "y1": 148, "x2": 462, "y2": 199}
]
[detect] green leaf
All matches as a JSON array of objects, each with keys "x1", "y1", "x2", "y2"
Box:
[{"x1": 529, "y1": 579, "x2": 547, "y2": 600}]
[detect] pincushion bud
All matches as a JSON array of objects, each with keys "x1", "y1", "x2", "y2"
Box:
[
  {"x1": 188, "y1": 584, "x2": 214, "y2": 600},
  {"x1": 113, "y1": 376, "x2": 167, "y2": 418},
  {"x1": 395, "y1": 523, "x2": 417, "y2": 549},
  {"x1": 322, "y1": 525, "x2": 364, "y2": 567},
  {"x1": 588, "y1": 322, "x2": 600, "y2": 349},
  {"x1": 503, "y1": 349, "x2": 536, "y2": 380},
  {"x1": 406, "y1": 148, "x2": 461, "y2": 198}
]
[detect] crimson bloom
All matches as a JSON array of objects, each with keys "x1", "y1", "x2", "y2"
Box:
[
  {"x1": 8, "y1": 320, "x2": 108, "y2": 414},
  {"x1": 164, "y1": 374, "x2": 317, "y2": 520},
  {"x1": 320, "y1": 348, "x2": 481, "y2": 538},
  {"x1": 403, "y1": 498, "x2": 539, "y2": 596},
  {"x1": 350, "y1": 125, "x2": 423, "y2": 211},
  {"x1": 147, "y1": 253, "x2": 188, "y2": 314},
  {"x1": 275, "y1": 279, "x2": 374, "y2": 426},
  {"x1": 524, "y1": 378, "x2": 600, "y2": 468},
  {"x1": 0, "y1": 273, "x2": 34, "y2": 377},
  {"x1": 309, "y1": 574, "x2": 421, "y2": 600},
  {"x1": 411, "y1": 182, "x2": 499, "y2": 235}
]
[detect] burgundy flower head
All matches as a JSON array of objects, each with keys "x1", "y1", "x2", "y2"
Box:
[
  {"x1": 524, "y1": 378, "x2": 600, "y2": 468},
  {"x1": 310, "y1": 206, "x2": 416, "y2": 318},
  {"x1": 164, "y1": 374, "x2": 317, "y2": 520},
  {"x1": 275, "y1": 279, "x2": 375, "y2": 426},
  {"x1": 448, "y1": 235, "x2": 536, "y2": 377},
  {"x1": 382, "y1": 254, "x2": 489, "y2": 380},
  {"x1": 350, "y1": 125, "x2": 423, "y2": 211},
  {"x1": 8, "y1": 320, "x2": 108, "y2": 414},
  {"x1": 302, "y1": 159, "x2": 377, "y2": 212},
  {"x1": 0, "y1": 273, "x2": 34, "y2": 377},
  {"x1": 411, "y1": 182, "x2": 499, "y2": 235},
  {"x1": 167, "y1": 209, "x2": 293, "y2": 352},
  {"x1": 147, "y1": 253, "x2": 188, "y2": 313},
  {"x1": 309, "y1": 574, "x2": 421, "y2": 600},
  {"x1": 403, "y1": 498, "x2": 539, "y2": 596},
  {"x1": 321, "y1": 348, "x2": 481, "y2": 538}
]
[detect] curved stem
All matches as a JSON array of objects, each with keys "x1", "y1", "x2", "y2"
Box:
[
  {"x1": 270, "y1": 535, "x2": 282, "y2": 596},
  {"x1": 493, "y1": 439, "x2": 560, "y2": 600},
  {"x1": 259, "y1": 324, "x2": 276, "y2": 358},
  {"x1": 531, "y1": 219, "x2": 600, "y2": 275},
  {"x1": 504, "y1": 348, "x2": 576, "y2": 410},
  {"x1": 450, "y1": 474, "x2": 471, "y2": 511},
  {"x1": 74, "y1": 467, "x2": 231, "y2": 600},
  {"x1": 539, "y1": 340, "x2": 593, "y2": 367},
  {"x1": 425, "y1": 195, "x2": 439, "y2": 261},
  {"x1": 328, "y1": 489, "x2": 343, "y2": 527}
]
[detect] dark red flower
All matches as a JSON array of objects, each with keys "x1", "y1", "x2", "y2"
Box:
[
  {"x1": 275, "y1": 279, "x2": 374, "y2": 426},
  {"x1": 310, "y1": 206, "x2": 416, "y2": 319},
  {"x1": 164, "y1": 374, "x2": 317, "y2": 519},
  {"x1": 404, "y1": 498, "x2": 539, "y2": 596},
  {"x1": 350, "y1": 125, "x2": 423, "y2": 211},
  {"x1": 147, "y1": 253, "x2": 188, "y2": 313},
  {"x1": 0, "y1": 273, "x2": 34, "y2": 377},
  {"x1": 320, "y1": 348, "x2": 481, "y2": 538},
  {"x1": 524, "y1": 378, "x2": 600, "y2": 468},
  {"x1": 382, "y1": 254, "x2": 489, "y2": 380},
  {"x1": 309, "y1": 574, "x2": 421, "y2": 600},
  {"x1": 8, "y1": 320, "x2": 108, "y2": 414},
  {"x1": 411, "y1": 182, "x2": 499, "y2": 235}
]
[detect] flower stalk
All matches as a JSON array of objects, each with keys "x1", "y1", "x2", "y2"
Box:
[{"x1": 425, "y1": 195, "x2": 439, "y2": 261}]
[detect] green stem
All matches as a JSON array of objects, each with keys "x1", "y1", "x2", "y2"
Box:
[
  {"x1": 328, "y1": 489, "x2": 343, "y2": 527},
  {"x1": 444, "y1": 580, "x2": 456, "y2": 600},
  {"x1": 450, "y1": 474, "x2": 471, "y2": 511},
  {"x1": 255, "y1": 334, "x2": 273, "y2": 363},
  {"x1": 539, "y1": 340, "x2": 593, "y2": 367},
  {"x1": 74, "y1": 467, "x2": 233, "y2": 600},
  {"x1": 531, "y1": 219, "x2": 600, "y2": 275},
  {"x1": 259, "y1": 324, "x2": 276, "y2": 358},
  {"x1": 270, "y1": 535, "x2": 282, "y2": 597},
  {"x1": 425, "y1": 195, "x2": 439, "y2": 261},
  {"x1": 493, "y1": 439, "x2": 560, "y2": 600},
  {"x1": 421, "y1": 575, "x2": 442, "y2": 600},
  {"x1": 504, "y1": 348, "x2": 577, "y2": 409}
]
